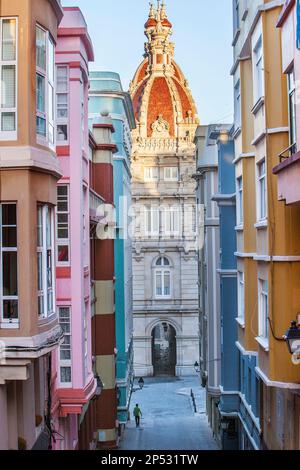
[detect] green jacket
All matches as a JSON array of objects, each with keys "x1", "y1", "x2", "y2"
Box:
[{"x1": 133, "y1": 406, "x2": 142, "y2": 417}]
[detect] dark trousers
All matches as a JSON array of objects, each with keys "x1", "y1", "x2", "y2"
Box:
[{"x1": 135, "y1": 415, "x2": 140, "y2": 427}]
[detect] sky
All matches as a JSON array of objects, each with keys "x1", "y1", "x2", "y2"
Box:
[{"x1": 62, "y1": 0, "x2": 234, "y2": 125}]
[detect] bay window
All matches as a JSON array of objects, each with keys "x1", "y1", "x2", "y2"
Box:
[
  {"x1": 56, "y1": 66, "x2": 69, "y2": 143},
  {"x1": 0, "y1": 204, "x2": 18, "y2": 325},
  {"x1": 0, "y1": 18, "x2": 17, "y2": 139},
  {"x1": 59, "y1": 307, "x2": 72, "y2": 385},
  {"x1": 37, "y1": 205, "x2": 55, "y2": 319},
  {"x1": 57, "y1": 185, "x2": 70, "y2": 264},
  {"x1": 36, "y1": 25, "x2": 55, "y2": 147}
]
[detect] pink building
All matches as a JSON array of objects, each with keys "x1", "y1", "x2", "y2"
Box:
[
  {"x1": 273, "y1": 0, "x2": 299, "y2": 203},
  {"x1": 51, "y1": 7, "x2": 97, "y2": 450}
]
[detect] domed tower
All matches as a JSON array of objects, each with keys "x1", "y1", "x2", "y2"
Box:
[
  {"x1": 130, "y1": 1, "x2": 199, "y2": 378},
  {"x1": 130, "y1": 0, "x2": 199, "y2": 145}
]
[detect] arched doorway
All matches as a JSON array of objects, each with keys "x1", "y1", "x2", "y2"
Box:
[{"x1": 151, "y1": 323, "x2": 176, "y2": 376}]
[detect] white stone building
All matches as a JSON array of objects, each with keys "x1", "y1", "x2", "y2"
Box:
[{"x1": 129, "y1": 1, "x2": 200, "y2": 377}]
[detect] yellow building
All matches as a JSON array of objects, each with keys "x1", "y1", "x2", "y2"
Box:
[{"x1": 232, "y1": 0, "x2": 300, "y2": 449}]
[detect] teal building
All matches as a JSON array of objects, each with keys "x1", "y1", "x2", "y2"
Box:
[{"x1": 89, "y1": 72, "x2": 136, "y2": 430}]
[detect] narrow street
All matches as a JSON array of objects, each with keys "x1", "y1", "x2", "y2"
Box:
[{"x1": 119, "y1": 378, "x2": 219, "y2": 451}]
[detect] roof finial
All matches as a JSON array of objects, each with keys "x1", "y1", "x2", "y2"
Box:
[
  {"x1": 161, "y1": 0, "x2": 167, "y2": 19},
  {"x1": 149, "y1": 2, "x2": 155, "y2": 18}
]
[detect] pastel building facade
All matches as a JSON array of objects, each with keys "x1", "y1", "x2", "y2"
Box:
[
  {"x1": 272, "y1": 0, "x2": 300, "y2": 450},
  {"x1": 0, "y1": 0, "x2": 63, "y2": 450},
  {"x1": 89, "y1": 72, "x2": 135, "y2": 431},
  {"x1": 51, "y1": 7, "x2": 97, "y2": 450},
  {"x1": 194, "y1": 125, "x2": 221, "y2": 443},
  {"x1": 212, "y1": 127, "x2": 239, "y2": 450},
  {"x1": 232, "y1": 0, "x2": 300, "y2": 450},
  {"x1": 130, "y1": 1, "x2": 200, "y2": 378}
]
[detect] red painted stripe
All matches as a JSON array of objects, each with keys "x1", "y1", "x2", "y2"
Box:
[
  {"x1": 56, "y1": 145, "x2": 70, "y2": 156},
  {"x1": 56, "y1": 267, "x2": 71, "y2": 278}
]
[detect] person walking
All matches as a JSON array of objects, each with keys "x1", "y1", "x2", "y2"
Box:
[{"x1": 133, "y1": 404, "x2": 142, "y2": 428}]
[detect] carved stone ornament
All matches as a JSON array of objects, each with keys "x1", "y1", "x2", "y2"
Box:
[{"x1": 151, "y1": 114, "x2": 170, "y2": 137}]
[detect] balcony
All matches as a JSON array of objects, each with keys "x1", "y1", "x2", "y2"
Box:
[{"x1": 273, "y1": 144, "x2": 300, "y2": 205}]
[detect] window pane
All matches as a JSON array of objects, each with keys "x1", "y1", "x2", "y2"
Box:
[
  {"x1": 2, "y1": 65, "x2": 16, "y2": 108},
  {"x1": 36, "y1": 27, "x2": 46, "y2": 70},
  {"x1": 58, "y1": 245, "x2": 69, "y2": 262},
  {"x1": 36, "y1": 116, "x2": 46, "y2": 136},
  {"x1": 60, "y1": 349, "x2": 71, "y2": 360},
  {"x1": 2, "y1": 227, "x2": 17, "y2": 247},
  {"x1": 164, "y1": 272, "x2": 170, "y2": 295},
  {"x1": 37, "y1": 252, "x2": 43, "y2": 290},
  {"x1": 156, "y1": 272, "x2": 162, "y2": 296},
  {"x1": 36, "y1": 74, "x2": 45, "y2": 113},
  {"x1": 60, "y1": 367, "x2": 71, "y2": 383},
  {"x1": 57, "y1": 66, "x2": 68, "y2": 93},
  {"x1": 2, "y1": 112, "x2": 15, "y2": 131},
  {"x1": 3, "y1": 299, "x2": 18, "y2": 320},
  {"x1": 57, "y1": 125, "x2": 68, "y2": 142},
  {"x1": 2, "y1": 204, "x2": 16, "y2": 225},
  {"x1": 48, "y1": 84, "x2": 54, "y2": 122},
  {"x1": 48, "y1": 38, "x2": 54, "y2": 84},
  {"x1": 38, "y1": 295, "x2": 44, "y2": 316},
  {"x1": 47, "y1": 250, "x2": 52, "y2": 288},
  {"x1": 2, "y1": 19, "x2": 16, "y2": 61},
  {"x1": 37, "y1": 206, "x2": 43, "y2": 246},
  {"x1": 2, "y1": 252, "x2": 18, "y2": 295}
]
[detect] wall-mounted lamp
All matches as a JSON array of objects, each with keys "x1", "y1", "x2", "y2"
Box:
[
  {"x1": 138, "y1": 377, "x2": 144, "y2": 390},
  {"x1": 194, "y1": 361, "x2": 200, "y2": 373},
  {"x1": 284, "y1": 321, "x2": 300, "y2": 365},
  {"x1": 95, "y1": 374, "x2": 104, "y2": 397}
]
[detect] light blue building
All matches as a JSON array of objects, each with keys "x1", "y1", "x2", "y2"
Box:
[
  {"x1": 88, "y1": 72, "x2": 136, "y2": 431},
  {"x1": 210, "y1": 126, "x2": 240, "y2": 449}
]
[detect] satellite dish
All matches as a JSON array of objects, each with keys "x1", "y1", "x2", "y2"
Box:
[{"x1": 292, "y1": 352, "x2": 300, "y2": 366}]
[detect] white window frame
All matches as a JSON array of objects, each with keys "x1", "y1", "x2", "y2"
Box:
[
  {"x1": 56, "y1": 185, "x2": 70, "y2": 266},
  {"x1": 155, "y1": 257, "x2": 171, "y2": 299},
  {"x1": 59, "y1": 306, "x2": 72, "y2": 386},
  {"x1": 237, "y1": 271, "x2": 245, "y2": 322},
  {"x1": 56, "y1": 65, "x2": 69, "y2": 144},
  {"x1": 287, "y1": 68, "x2": 296, "y2": 150},
  {"x1": 258, "y1": 279, "x2": 269, "y2": 342},
  {"x1": 257, "y1": 159, "x2": 267, "y2": 221},
  {"x1": 0, "y1": 17, "x2": 18, "y2": 141},
  {"x1": 37, "y1": 204, "x2": 55, "y2": 320},
  {"x1": 236, "y1": 176, "x2": 243, "y2": 225},
  {"x1": 145, "y1": 206, "x2": 159, "y2": 236},
  {"x1": 253, "y1": 35, "x2": 264, "y2": 103},
  {"x1": 144, "y1": 167, "x2": 158, "y2": 182},
  {"x1": 163, "y1": 205, "x2": 181, "y2": 237},
  {"x1": 0, "y1": 203, "x2": 18, "y2": 327},
  {"x1": 36, "y1": 24, "x2": 55, "y2": 149},
  {"x1": 164, "y1": 167, "x2": 178, "y2": 182},
  {"x1": 234, "y1": 79, "x2": 241, "y2": 130}
]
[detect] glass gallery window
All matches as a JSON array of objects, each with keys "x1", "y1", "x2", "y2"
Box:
[
  {"x1": 36, "y1": 25, "x2": 55, "y2": 147},
  {"x1": 0, "y1": 18, "x2": 17, "y2": 140},
  {"x1": 37, "y1": 205, "x2": 55, "y2": 319}
]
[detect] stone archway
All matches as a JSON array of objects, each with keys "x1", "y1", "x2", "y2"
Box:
[{"x1": 151, "y1": 322, "x2": 176, "y2": 376}]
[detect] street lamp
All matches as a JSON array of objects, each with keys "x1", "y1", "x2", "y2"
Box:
[{"x1": 284, "y1": 321, "x2": 300, "y2": 365}]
